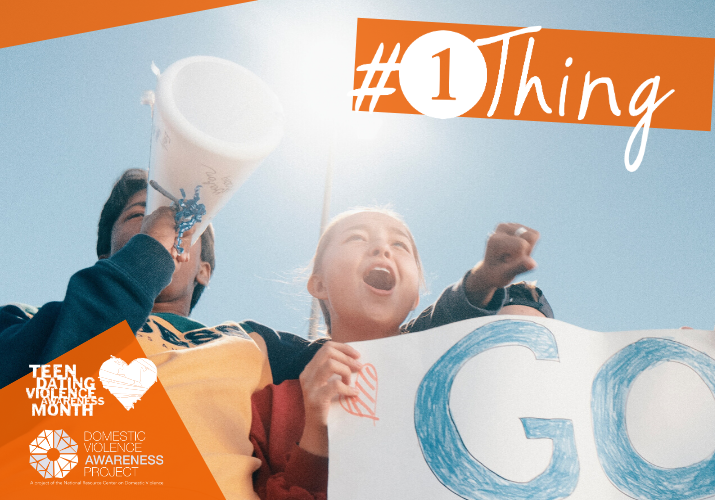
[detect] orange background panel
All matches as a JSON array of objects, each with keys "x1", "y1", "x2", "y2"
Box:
[
  {"x1": 0, "y1": 0, "x2": 254, "y2": 49},
  {"x1": 0, "y1": 322, "x2": 225, "y2": 500},
  {"x1": 354, "y1": 18, "x2": 715, "y2": 131}
]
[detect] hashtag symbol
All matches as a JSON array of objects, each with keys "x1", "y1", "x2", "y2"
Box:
[{"x1": 350, "y1": 43, "x2": 401, "y2": 112}]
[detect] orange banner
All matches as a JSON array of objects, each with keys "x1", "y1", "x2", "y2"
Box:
[
  {"x1": 353, "y1": 18, "x2": 715, "y2": 132},
  {"x1": 0, "y1": 322, "x2": 225, "y2": 499},
  {"x1": 0, "y1": 0, "x2": 254, "y2": 49}
]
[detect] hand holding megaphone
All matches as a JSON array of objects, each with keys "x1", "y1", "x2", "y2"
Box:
[{"x1": 140, "y1": 205, "x2": 196, "y2": 263}]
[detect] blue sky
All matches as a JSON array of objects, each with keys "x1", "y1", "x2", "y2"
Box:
[{"x1": 1, "y1": 0, "x2": 714, "y2": 334}]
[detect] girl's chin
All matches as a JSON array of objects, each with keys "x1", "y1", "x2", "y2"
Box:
[
  {"x1": 330, "y1": 318, "x2": 402, "y2": 342},
  {"x1": 348, "y1": 329, "x2": 401, "y2": 342}
]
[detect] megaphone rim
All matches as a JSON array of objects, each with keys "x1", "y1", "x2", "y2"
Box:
[{"x1": 155, "y1": 55, "x2": 284, "y2": 163}]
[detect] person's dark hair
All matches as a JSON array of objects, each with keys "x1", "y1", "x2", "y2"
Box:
[
  {"x1": 96, "y1": 168, "x2": 215, "y2": 313},
  {"x1": 503, "y1": 281, "x2": 554, "y2": 319},
  {"x1": 97, "y1": 169, "x2": 148, "y2": 259}
]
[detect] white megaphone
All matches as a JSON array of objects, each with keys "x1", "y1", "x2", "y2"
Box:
[{"x1": 145, "y1": 56, "x2": 283, "y2": 244}]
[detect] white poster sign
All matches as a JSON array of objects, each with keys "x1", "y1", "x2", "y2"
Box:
[{"x1": 328, "y1": 316, "x2": 715, "y2": 499}]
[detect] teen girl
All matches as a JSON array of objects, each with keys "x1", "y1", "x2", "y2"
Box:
[{"x1": 250, "y1": 208, "x2": 541, "y2": 500}]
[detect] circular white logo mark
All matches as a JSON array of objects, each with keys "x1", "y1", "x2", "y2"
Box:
[
  {"x1": 399, "y1": 30, "x2": 488, "y2": 119},
  {"x1": 29, "y1": 429, "x2": 78, "y2": 478}
]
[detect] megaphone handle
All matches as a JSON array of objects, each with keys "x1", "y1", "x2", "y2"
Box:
[{"x1": 149, "y1": 180, "x2": 180, "y2": 203}]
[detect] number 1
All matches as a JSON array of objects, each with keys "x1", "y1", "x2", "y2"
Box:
[{"x1": 432, "y1": 48, "x2": 456, "y2": 101}]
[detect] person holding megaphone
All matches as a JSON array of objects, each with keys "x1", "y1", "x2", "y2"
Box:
[
  {"x1": 0, "y1": 57, "x2": 550, "y2": 500},
  {"x1": 0, "y1": 168, "x2": 314, "y2": 500}
]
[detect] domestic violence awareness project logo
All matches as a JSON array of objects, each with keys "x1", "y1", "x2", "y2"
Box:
[
  {"x1": 28, "y1": 428, "x2": 164, "y2": 481},
  {"x1": 351, "y1": 19, "x2": 715, "y2": 172},
  {"x1": 29, "y1": 430, "x2": 79, "y2": 479}
]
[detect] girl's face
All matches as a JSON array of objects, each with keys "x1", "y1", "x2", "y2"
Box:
[{"x1": 308, "y1": 212, "x2": 420, "y2": 342}]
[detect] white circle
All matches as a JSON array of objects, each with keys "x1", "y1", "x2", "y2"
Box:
[
  {"x1": 157, "y1": 56, "x2": 284, "y2": 160},
  {"x1": 399, "y1": 30, "x2": 487, "y2": 119}
]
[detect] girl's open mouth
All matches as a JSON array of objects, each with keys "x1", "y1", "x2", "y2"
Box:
[{"x1": 363, "y1": 267, "x2": 395, "y2": 291}]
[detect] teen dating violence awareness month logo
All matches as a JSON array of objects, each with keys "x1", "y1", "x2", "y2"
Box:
[
  {"x1": 29, "y1": 429, "x2": 78, "y2": 479},
  {"x1": 99, "y1": 356, "x2": 157, "y2": 411},
  {"x1": 27, "y1": 363, "x2": 105, "y2": 417},
  {"x1": 351, "y1": 19, "x2": 715, "y2": 172}
]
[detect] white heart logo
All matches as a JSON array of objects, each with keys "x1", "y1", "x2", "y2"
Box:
[{"x1": 99, "y1": 356, "x2": 157, "y2": 411}]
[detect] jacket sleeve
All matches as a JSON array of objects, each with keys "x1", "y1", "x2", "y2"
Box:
[
  {"x1": 0, "y1": 234, "x2": 174, "y2": 387},
  {"x1": 403, "y1": 270, "x2": 506, "y2": 333},
  {"x1": 250, "y1": 383, "x2": 328, "y2": 500},
  {"x1": 243, "y1": 321, "x2": 327, "y2": 385}
]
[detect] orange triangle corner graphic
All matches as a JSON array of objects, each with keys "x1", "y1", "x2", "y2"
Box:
[{"x1": 0, "y1": 321, "x2": 226, "y2": 500}]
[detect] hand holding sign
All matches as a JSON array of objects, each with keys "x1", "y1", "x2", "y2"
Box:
[
  {"x1": 299, "y1": 341, "x2": 362, "y2": 457},
  {"x1": 466, "y1": 223, "x2": 540, "y2": 307}
]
